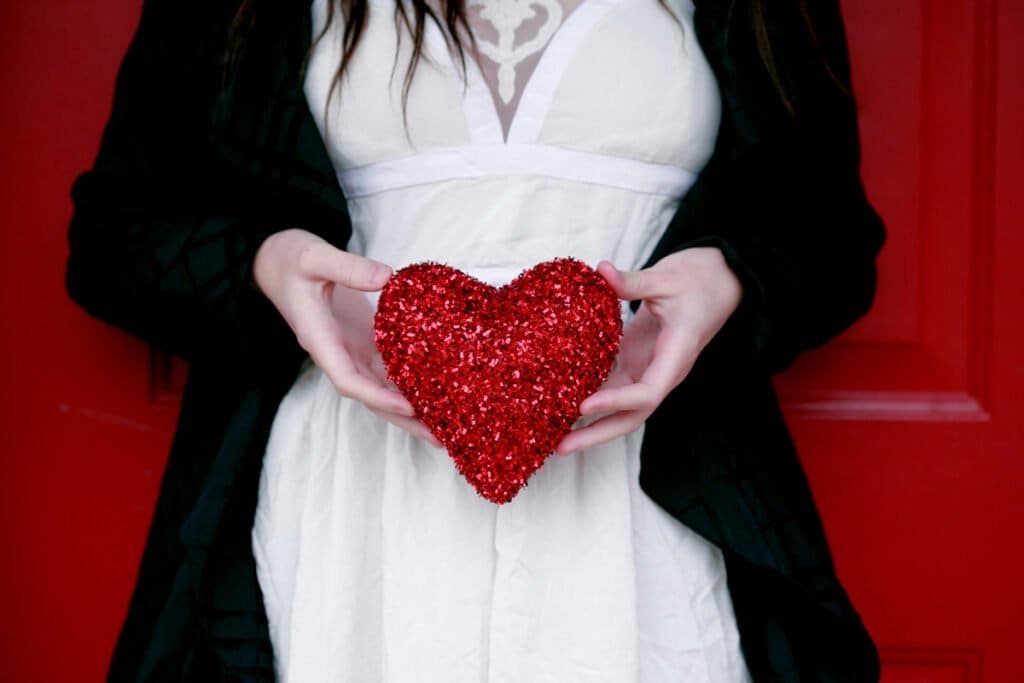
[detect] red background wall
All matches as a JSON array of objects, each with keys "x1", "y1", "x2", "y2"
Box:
[
  {"x1": 2, "y1": 1, "x2": 1021, "y2": 681},
  {"x1": 0, "y1": 2, "x2": 180, "y2": 678}
]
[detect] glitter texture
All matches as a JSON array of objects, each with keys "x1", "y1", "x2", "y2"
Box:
[{"x1": 373, "y1": 257, "x2": 623, "y2": 504}]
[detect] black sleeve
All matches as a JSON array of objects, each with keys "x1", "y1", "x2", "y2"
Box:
[
  {"x1": 642, "y1": 0, "x2": 887, "y2": 376},
  {"x1": 64, "y1": 0, "x2": 340, "y2": 366}
]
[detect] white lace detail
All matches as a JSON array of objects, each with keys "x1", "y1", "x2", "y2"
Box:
[
  {"x1": 468, "y1": 0, "x2": 564, "y2": 104},
  {"x1": 421, "y1": 0, "x2": 628, "y2": 145},
  {"x1": 423, "y1": 0, "x2": 589, "y2": 141}
]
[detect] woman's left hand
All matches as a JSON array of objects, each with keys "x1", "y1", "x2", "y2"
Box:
[{"x1": 554, "y1": 246, "x2": 744, "y2": 455}]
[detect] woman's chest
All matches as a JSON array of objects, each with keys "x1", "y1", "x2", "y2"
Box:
[{"x1": 303, "y1": 0, "x2": 722, "y2": 172}]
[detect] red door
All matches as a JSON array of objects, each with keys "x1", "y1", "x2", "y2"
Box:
[
  {"x1": 775, "y1": 1, "x2": 1024, "y2": 681},
  {"x1": 3, "y1": 1, "x2": 1021, "y2": 681}
]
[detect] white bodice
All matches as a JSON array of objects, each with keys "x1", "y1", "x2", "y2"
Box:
[{"x1": 303, "y1": 0, "x2": 722, "y2": 306}]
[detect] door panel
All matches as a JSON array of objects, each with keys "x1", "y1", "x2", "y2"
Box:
[
  {"x1": 779, "y1": 0, "x2": 995, "y2": 413},
  {"x1": 776, "y1": 1, "x2": 1023, "y2": 682}
]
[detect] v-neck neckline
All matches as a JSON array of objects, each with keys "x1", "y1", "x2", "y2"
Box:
[{"x1": 413, "y1": 0, "x2": 627, "y2": 145}]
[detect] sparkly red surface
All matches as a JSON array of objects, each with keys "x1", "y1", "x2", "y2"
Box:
[{"x1": 373, "y1": 257, "x2": 623, "y2": 504}]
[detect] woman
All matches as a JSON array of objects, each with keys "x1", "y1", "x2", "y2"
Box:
[{"x1": 65, "y1": 0, "x2": 886, "y2": 680}]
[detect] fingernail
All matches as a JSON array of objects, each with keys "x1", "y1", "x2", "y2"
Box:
[{"x1": 373, "y1": 264, "x2": 391, "y2": 285}]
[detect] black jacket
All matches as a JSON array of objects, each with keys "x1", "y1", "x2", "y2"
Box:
[{"x1": 65, "y1": 0, "x2": 887, "y2": 680}]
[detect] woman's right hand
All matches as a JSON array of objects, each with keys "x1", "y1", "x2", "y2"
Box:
[{"x1": 253, "y1": 228, "x2": 441, "y2": 447}]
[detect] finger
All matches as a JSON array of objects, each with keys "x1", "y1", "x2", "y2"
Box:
[
  {"x1": 298, "y1": 312, "x2": 415, "y2": 416},
  {"x1": 361, "y1": 354, "x2": 404, "y2": 394},
  {"x1": 593, "y1": 362, "x2": 633, "y2": 391},
  {"x1": 369, "y1": 407, "x2": 443, "y2": 448},
  {"x1": 356, "y1": 360, "x2": 416, "y2": 411},
  {"x1": 298, "y1": 243, "x2": 393, "y2": 291},
  {"x1": 579, "y1": 381, "x2": 661, "y2": 416},
  {"x1": 596, "y1": 259, "x2": 654, "y2": 301},
  {"x1": 578, "y1": 366, "x2": 636, "y2": 414},
  {"x1": 637, "y1": 326, "x2": 700, "y2": 396},
  {"x1": 344, "y1": 372, "x2": 416, "y2": 416},
  {"x1": 356, "y1": 357, "x2": 422, "y2": 425},
  {"x1": 312, "y1": 346, "x2": 414, "y2": 416},
  {"x1": 555, "y1": 409, "x2": 647, "y2": 455}
]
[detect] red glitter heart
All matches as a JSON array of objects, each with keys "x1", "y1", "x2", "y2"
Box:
[{"x1": 373, "y1": 257, "x2": 623, "y2": 504}]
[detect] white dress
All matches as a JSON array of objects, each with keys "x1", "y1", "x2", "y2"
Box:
[{"x1": 251, "y1": 0, "x2": 754, "y2": 680}]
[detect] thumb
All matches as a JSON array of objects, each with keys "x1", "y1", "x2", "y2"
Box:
[{"x1": 596, "y1": 260, "x2": 649, "y2": 301}]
